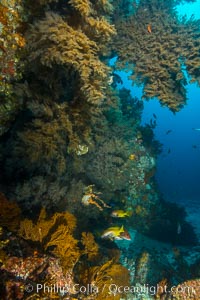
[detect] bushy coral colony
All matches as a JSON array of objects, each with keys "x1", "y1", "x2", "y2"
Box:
[
  {"x1": 113, "y1": 0, "x2": 200, "y2": 111},
  {"x1": 0, "y1": 0, "x2": 200, "y2": 299}
]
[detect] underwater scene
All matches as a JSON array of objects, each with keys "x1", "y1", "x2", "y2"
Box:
[{"x1": 0, "y1": 0, "x2": 200, "y2": 299}]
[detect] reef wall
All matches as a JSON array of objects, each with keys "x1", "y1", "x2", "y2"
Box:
[{"x1": 0, "y1": 0, "x2": 199, "y2": 299}]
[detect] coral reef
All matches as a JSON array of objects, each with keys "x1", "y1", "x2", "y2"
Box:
[
  {"x1": 19, "y1": 208, "x2": 80, "y2": 270},
  {"x1": 170, "y1": 279, "x2": 200, "y2": 300},
  {"x1": 0, "y1": 0, "x2": 162, "y2": 246},
  {"x1": 0, "y1": 0, "x2": 117, "y2": 211},
  {"x1": 0, "y1": 0, "x2": 25, "y2": 135},
  {"x1": 135, "y1": 251, "x2": 150, "y2": 284},
  {"x1": 1, "y1": 255, "x2": 48, "y2": 281},
  {"x1": 26, "y1": 11, "x2": 114, "y2": 105},
  {"x1": 0, "y1": 252, "x2": 77, "y2": 299},
  {"x1": 0, "y1": 1, "x2": 199, "y2": 299},
  {"x1": 112, "y1": 0, "x2": 200, "y2": 111},
  {"x1": 0, "y1": 205, "x2": 129, "y2": 300},
  {"x1": 79, "y1": 259, "x2": 130, "y2": 300},
  {"x1": 81, "y1": 232, "x2": 99, "y2": 261}
]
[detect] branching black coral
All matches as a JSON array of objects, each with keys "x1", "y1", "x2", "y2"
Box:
[
  {"x1": 0, "y1": 0, "x2": 117, "y2": 209},
  {"x1": 113, "y1": 0, "x2": 200, "y2": 111},
  {"x1": 26, "y1": 11, "x2": 114, "y2": 105}
]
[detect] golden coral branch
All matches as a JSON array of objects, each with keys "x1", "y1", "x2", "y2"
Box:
[
  {"x1": 27, "y1": 12, "x2": 111, "y2": 104},
  {"x1": 81, "y1": 232, "x2": 99, "y2": 260},
  {"x1": 69, "y1": 0, "x2": 92, "y2": 17},
  {"x1": 19, "y1": 209, "x2": 79, "y2": 270}
]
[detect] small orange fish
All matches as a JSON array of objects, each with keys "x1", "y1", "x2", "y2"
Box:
[{"x1": 147, "y1": 24, "x2": 152, "y2": 33}]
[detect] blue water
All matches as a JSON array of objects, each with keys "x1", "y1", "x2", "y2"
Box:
[
  {"x1": 112, "y1": 0, "x2": 200, "y2": 238},
  {"x1": 142, "y1": 85, "x2": 200, "y2": 203},
  {"x1": 176, "y1": 0, "x2": 200, "y2": 19},
  {"x1": 142, "y1": 1, "x2": 200, "y2": 238}
]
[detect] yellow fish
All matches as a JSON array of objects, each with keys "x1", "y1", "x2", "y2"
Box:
[
  {"x1": 101, "y1": 225, "x2": 131, "y2": 240},
  {"x1": 111, "y1": 210, "x2": 133, "y2": 218}
]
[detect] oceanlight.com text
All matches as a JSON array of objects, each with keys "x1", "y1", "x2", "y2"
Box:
[
  {"x1": 24, "y1": 282, "x2": 197, "y2": 297},
  {"x1": 107, "y1": 283, "x2": 196, "y2": 296}
]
